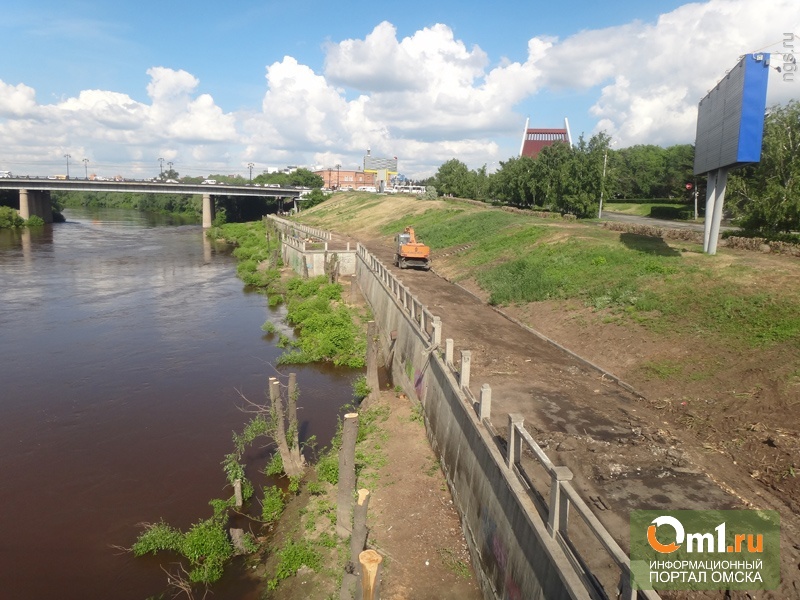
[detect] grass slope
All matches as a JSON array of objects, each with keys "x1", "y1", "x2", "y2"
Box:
[{"x1": 298, "y1": 192, "x2": 800, "y2": 351}]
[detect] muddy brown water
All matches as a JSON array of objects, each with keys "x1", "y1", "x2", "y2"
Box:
[{"x1": 0, "y1": 208, "x2": 356, "y2": 599}]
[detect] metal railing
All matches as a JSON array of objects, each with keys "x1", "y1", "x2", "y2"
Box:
[{"x1": 267, "y1": 214, "x2": 332, "y2": 241}]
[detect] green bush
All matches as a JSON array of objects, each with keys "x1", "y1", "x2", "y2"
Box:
[
  {"x1": 261, "y1": 485, "x2": 286, "y2": 523},
  {"x1": 648, "y1": 206, "x2": 683, "y2": 219},
  {"x1": 0, "y1": 206, "x2": 24, "y2": 228},
  {"x1": 25, "y1": 215, "x2": 45, "y2": 227},
  {"x1": 352, "y1": 375, "x2": 371, "y2": 402},
  {"x1": 280, "y1": 277, "x2": 366, "y2": 367},
  {"x1": 133, "y1": 513, "x2": 233, "y2": 584},
  {"x1": 315, "y1": 452, "x2": 339, "y2": 485},
  {"x1": 268, "y1": 539, "x2": 322, "y2": 590}
]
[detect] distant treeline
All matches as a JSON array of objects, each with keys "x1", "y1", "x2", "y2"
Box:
[
  {"x1": 55, "y1": 190, "x2": 202, "y2": 216},
  {"x1": 424, "y1": 100, "x2": 799, "y2": 236}
]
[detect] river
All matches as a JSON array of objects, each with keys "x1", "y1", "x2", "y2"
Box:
[{"x1": 0, "y1": 208, "x2": 356, "y2": 599}]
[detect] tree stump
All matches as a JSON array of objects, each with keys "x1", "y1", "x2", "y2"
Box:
[
  {"x1": 359, "y1": 549, "x2": 383, "y2": 600},
  {"x1": 336, "y1": 413, "x2": 359, "y2": 538}
]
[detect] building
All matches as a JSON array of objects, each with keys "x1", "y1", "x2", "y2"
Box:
[
  {"x1": 315, "y1": 168, "x2": 376, "y2": 190},
  {"x1": 519, "y1": 117, "x2": 572, "y2": 159}
]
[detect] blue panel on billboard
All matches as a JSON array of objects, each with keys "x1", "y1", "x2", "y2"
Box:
[{"x1": 693, "y1": 54, "x2": 770, "y2": 175}]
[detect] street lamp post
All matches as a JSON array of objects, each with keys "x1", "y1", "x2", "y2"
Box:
[
  {"x1": 248, "y1": 162, "x2": 254, "y2": 182},
  {"x1": 83, "y1": 158, "x2": 89, "y2": 179},
  {"x1": 335, "y1": 163, "x2": 341, "y2": 190},
  {"x1": 64, "y1": 154, "x2": 71, "y2": 179},
  {"x1": 167, "y1": 162, "x2": 173, "y2": 178}
]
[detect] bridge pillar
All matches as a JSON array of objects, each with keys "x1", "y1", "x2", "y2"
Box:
[
  {"x1": 202, "y1": 193, "x2": 214, "y2": 228},
  {"x1": 34, "y1": 191, "x2": 53, "y2": 223},
  {"x1": 18, "y1": 189, "x2": 53, "y2": 222},
  {"x1": 19, "y1": 189, "x2": 30, "y2": 220}
]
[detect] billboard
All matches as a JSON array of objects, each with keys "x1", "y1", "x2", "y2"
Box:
[
  {"x1": 364, "y1": 155, "x2": 398, "y2": 174},
  {"x1": 693, "y1": 54, "x2": 770, "y2": 175}
]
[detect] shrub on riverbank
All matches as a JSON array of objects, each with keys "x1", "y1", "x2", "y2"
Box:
[
  {"x1": 0, "y1": 206, "x2": 47, "y2": 228},
  {"x1": 278, "y1": 276, "x2": 367, "y2": 368}
]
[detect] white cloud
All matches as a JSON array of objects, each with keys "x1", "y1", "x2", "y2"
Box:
[
  {"x1": 0, "y1": 67, "x2": 237, "y2": 177},
  {"x1": 0, "y1": 81, "x2": 38, "y2": 117},
  {"x1": 531, "y1": 0, "x2": 800, "y2": 145},
  {"x1": 0, "y1": 1, "x2": 798, "y2": 179}
]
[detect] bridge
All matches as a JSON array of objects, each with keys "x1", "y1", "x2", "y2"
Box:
[{"x1": 0, "y1": 177, "x2": 302, "y2": 227}]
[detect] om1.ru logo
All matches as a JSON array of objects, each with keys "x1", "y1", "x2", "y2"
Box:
[{"x1": 647, "y1": 515, "x2": 763, "y2": 554}]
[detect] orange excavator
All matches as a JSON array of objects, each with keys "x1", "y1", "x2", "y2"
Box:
[{"x1": 394, "y1": 227, "x2": 431, "y2": 270}]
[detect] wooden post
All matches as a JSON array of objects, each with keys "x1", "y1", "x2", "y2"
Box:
[
  {"x1": 229, "y1": 528, "x2": 247, "y2": 554},
  {"x1": 288, "y1": 373, "x2": 303, "y2": 466},
  {"x1": 233, "y1": 478, "x2": 243, "y2": 509},
  {"x1": 350, "y1": 489, "x2": 371, "y2": 566},
  {"x1": 336, "y1": 413, "x2": 359, "y2": 538},
  {"x1": 366, "y1": 322, "x2": 379, "y2": 403},
  {"x1": 359, "y1": 549, "x2": 383, "y2": 600},
  {"x1": 270, "y1": 377, "x2": 303, "y2": 478}
]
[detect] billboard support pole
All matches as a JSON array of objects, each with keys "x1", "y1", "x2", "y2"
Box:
[
  {"x1": 704, "y1": 168, "x2": 728, "y2": 255},
  {"x1": 703, "y1": 171, "x2": 717, "y2": 252}
]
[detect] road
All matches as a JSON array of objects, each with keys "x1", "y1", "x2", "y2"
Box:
[{"x1": 601, "y1": 210, "x2": 736, "y2": 232}]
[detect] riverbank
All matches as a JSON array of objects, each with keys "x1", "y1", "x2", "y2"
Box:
[
  {"x1": 188, "y1": 221, "x2": 480, "y2": 598},
  {"x1": 250, "y1": 386, "x2": 481, "y2": 600}
]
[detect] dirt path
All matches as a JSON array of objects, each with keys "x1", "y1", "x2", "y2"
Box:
[
  {"x1": 361, "y1": 390, "x2": 482, "y2": 600},
  {"x1": 346, "y1": 233, "x2": 800, "y2": 600}
]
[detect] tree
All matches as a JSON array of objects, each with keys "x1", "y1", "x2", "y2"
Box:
[
  {"x1": 253, "y1": 168, "x2": 324, "y2": 189},
  {"x1": 662, "y1": 144, "x2": 695, "y2": 199},
  {"x1": 728, "y1": 100, "x2": 800, "y2": 235},
  {"x1": 433, "y1": 159, "x2": 471, "y2": 197},
  {"x1": 491, "y1": 156, "x2": 536, "y2": 207},
  {"x1": 615, "y1": 145, "x2": 665, "y2": 198},
  {"x1": 471, "y1": 164, "x2": 492, "y2": 201}
]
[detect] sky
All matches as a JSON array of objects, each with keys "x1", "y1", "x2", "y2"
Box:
[{"x1": 0, "y1": 0, "x2": 798, "y2": 180}]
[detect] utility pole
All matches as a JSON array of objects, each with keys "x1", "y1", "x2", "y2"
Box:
[
  {"x1": 64, "y1": 154, "x2": 71, "y2": 179},
  {"x1": 167, "y1": 162, "x2": 173, "y2": 178},
  {"x1": 597, "y1": 148, "x2": 608, "y2": 219},
  {"x1": 336, "y1": 163, "x2": 341, "y2": 190},
  {"x1": 248, "y1": 162, "x2": 254, "y2": 182},
  {"x1": 158, "y1": 157, "x2": 164, "y2": 178},
  {"x1": 82, "y1": 158, "x2": 89, "y2": 179}
]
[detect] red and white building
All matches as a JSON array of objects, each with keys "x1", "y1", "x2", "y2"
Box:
[{"x1": 519, "y1": 117, "x2": 572, "y2": 159}]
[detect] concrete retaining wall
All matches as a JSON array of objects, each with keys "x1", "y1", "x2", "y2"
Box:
[
  {"x1": 281, "y1": 236, "x2": 356, "y2": 278},
  {"x1": 354, "y1": 244, "x2": 593, "y2": 600},
  {"x1": 271, "y1": 215, "x2": 356, "y2": 278}
]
